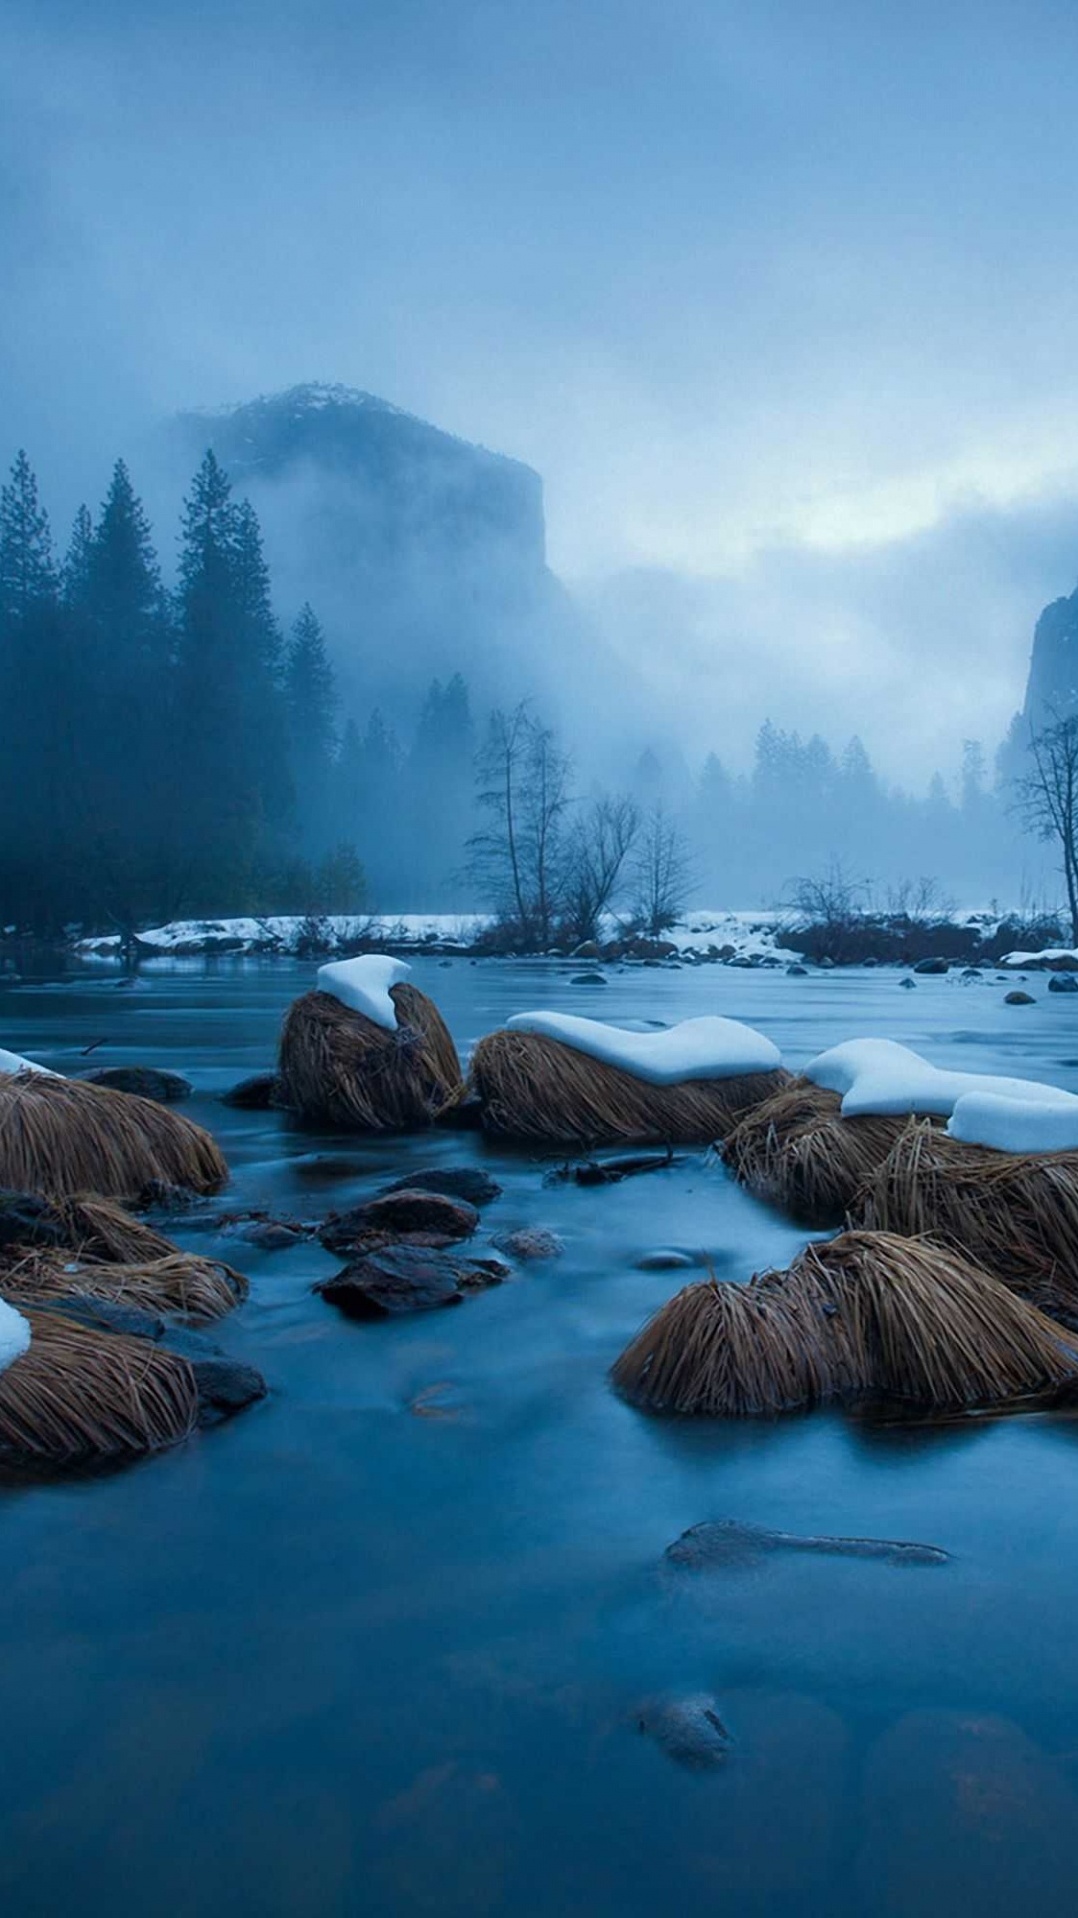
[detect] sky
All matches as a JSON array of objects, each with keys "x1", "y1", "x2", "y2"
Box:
[{"x1": 5, "y1": 0, "x2": 1078, "y2": 781}]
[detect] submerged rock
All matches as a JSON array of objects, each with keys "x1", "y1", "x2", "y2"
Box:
[
  {"x1": 634, "y1": 1248, "x2": 696, "y2": 1271},
  {"x1": 913, "y1": 956, "x2": 949, "y2": 975},
  {"x1": 317, "y1": 1244, "x2": 508, "y2": 1317},
  {"x1": 1005, "y1": 990, "x2": 1036, "y2": 1005},
  {"x1": 787, "y1": 963, "x2": 808, "y2": 976},
  {"x1": 379, "y1": 1166, "x2": 502, "y2": 1207},
  {"x1": 220, "y1": 1071, "x2": 280, "y2": 1109},
  {"x1": 34, "y1": 1297, "x2": 267, "y2": 1426},
  {"x1": 320, "y1": 1189, "x2": 480, "y2": 1253},
  {"x1": 82, "y1": 1065, "x2": 193, "y2": 1102},
  {"x1": 637, "y1": 1694, "x2": 734, "y2": 1771},
  {"x1": 1049, "y1": 974, "x2": 1078, "y2": 994},
  {"x1": 899, "y1": 977, "x2": 917, "y2": 989},
  {"x1": 570, "y1": 971, "x2": 607, "y2": 986},
  {"x1": 492, "y1": 1226, "x2": 563, "y2": 1260},
  {"x1": 665, "y1": 1519, "x2": 950, "y2": 1571}
]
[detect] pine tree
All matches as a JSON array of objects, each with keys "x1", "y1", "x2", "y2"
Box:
[
  {"x1": 285, "y1": 603, "x2": 336, "y2": 854},
  {"x1": 61, "y1": 505, "x2": 94, "y2": 609},
  {"x1": 0, "y1": 450, "x2": 55, "y2": 620}
]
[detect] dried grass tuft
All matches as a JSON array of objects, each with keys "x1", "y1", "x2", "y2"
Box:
[
  {"x1": 721, "y1": 1078, "x2": 920, "y2": 1224},
  {"x1": 0, "y1": 1309, "x2": 198, "y2": 1464},
  {"x1": 467, "y1": 1028, "x2": 790, "y2": 1146},
  {"x1": 49, "y1": 1195, "x2": 180, "y2": 1264},
  {"x1": 277, "y1": 985, "x2": 462, "y2": 1131},
  {"x1": 0, "y1": 1070, "x2": 228, "y2": 1201},
  {"x1": 613, "y1": 1229, "x2": 1078, "y2": 1416},
  {"x1": 857, "y1": 1121, "x2": 1078, "y2": 1326},
  {"x1": 0, "y1": 1248, "x2": 246, "y2": 1322}
]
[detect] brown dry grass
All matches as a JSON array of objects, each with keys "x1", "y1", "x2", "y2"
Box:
[
  {"x1": 0, "y1": 1249, "x2": 246, "y2": 1321},
  {"x1": 0, "y1": 1070, "x2": 228, "y2": 1201},
  {"x1": 721, "y1": 1078, "x2": 921, "y2": 1224},
  {"x1": 50, "y1": 1195, "x2": 180, "y2": 1263},
  {"x1": 277, "y1": 985, "x2": 463, "y2": 1130},
  {"x1": 612, "y1": 1228, "x2": 1078, "y2": 1416},
  {"x1": 0, "y1": 1308, "x2": 198, "y2": 1463},
  {"x1": 466, "y1": 1028, "x2": 790, "y2": 1146},
  {"x1": 857, "y1": 1120, "x2": 1078, "y2": 1326}
]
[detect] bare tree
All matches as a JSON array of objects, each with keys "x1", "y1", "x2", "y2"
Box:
[
  {"x1": 560, "y1": 793, "x2": 640, "y2": 945},
  {"x1": 630, "y1": 802, "x2": 694, "y2": 937},
  {"x1": 1014, "y1": 713, "x2": 1078, "y2": 942},
  {"x1": 469, "y1": 702, "x2": 572, "y2": 947}
]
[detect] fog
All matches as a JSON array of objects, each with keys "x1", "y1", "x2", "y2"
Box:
[{"x1": 4, "y1": 0, "x2": 1078, "y2": 920}]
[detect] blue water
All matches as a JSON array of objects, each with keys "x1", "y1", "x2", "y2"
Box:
[{"x1": 1, "y1": 956, "x2": 1078, "y2": 1917}]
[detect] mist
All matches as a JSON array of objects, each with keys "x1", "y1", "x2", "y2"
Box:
[{"x1": 5, "y1": 0, "x2": 1078, "y2": 922}]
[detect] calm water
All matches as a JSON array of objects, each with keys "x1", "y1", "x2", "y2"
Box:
[{"x1": 2, "y1": 956, "x2": 1078, "y2": 1917}]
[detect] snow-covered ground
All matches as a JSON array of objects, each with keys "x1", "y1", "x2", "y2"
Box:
[
  {"x1": 505, "y1": 1010, "x2": 782, "y2": 1082},
  {"x1": 999, "y1": 946, "x2": 1078, "y2": 970},
  {"x1": 75, "y1": 909, "x2": 803, "y2": 964}
]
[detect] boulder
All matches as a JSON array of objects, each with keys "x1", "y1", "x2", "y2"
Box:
[
  {"x1": 316, "y1": 1244, "x2": 508, "y2": 1317},
  {"x1": 913, "y1": 956, "x2": 949, "y2": 975},
  {"x1": 787, "y1": 963, "x2": 808, "y2": 976},
  {"x1": 1005, "y1": 989, "x2": 1036, "y2": 1005},
  {"x1": 899, "y1": 977, "x2": 917, "y2": 989},
  {"x1": 379, "y1": 1166, "x2": 502, "y2": 1207},
  {"x1": 220, "y1": 1071, "x2": 280, "y2": 1109},
  {"x1": 570, "y1": 971, "x2": 607, "y2": 986},
  {"x1": 82, "y1": 1065, "x2": 193, "y2": 1102},
  {"x1": 320, "y1": 1189, "x2": 479, "y2": 1254},
  {"x1": 1049, "y1": 974, "x2": 1078, "y2": 994}
]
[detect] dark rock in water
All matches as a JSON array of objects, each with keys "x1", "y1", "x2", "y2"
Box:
[
  {"x1": 317, "y1": 1244, "x2": 508, "y2": 1317},
  {"x1": 1005, "y1": 990, "x2": 1036, "y2": 1005},
  {"x1": 1047, "y1": 953, "x2": 1078, "y2": 971},
  {"x1": 492, "y1": 1226, "x2": 563, "y2": 1260},
  {"x1": 570, "y1": 970, "x2": 607, "y2": 985},
  {"x1": 222, "y1": 1214, "x2": 311, "y2": 1251},
  {"x1": 320, "y1": 1189, "x2": 479, "y2": 1253},
  {"x1": 436, "y1": 1094, "x2": 485, "y2": 1131},
  {"x1": 82, "y1": 1065, "x2": 193, "y2": 1102},
  {"x1": 220, "y1": 1071, "x2": 280, "y2": 1109},
  {"x1": 1049, "y1": 974, "x2": 1078, "y2": 994},
  {"x1": 787, "y1": 963, "x2": 808, "y2": 976},
  {"x1": 899, "y1": 977, "x2": 917, "y2": 990},
  {"x1": 817, "y1": 956, "x2": 836, "y2": 970},
  {"x1": 138, "y1": 1179, "x2": 205, "y2": 1212},
  {"x1": 665, "y1": 1518, "x2": 949, "y2": 1570},
  {"x1": 187, "y1": 1355, "x2": 268, "y2": 1425},
  {"x1": 34, "y1": 1295, "x2": 168, "y2": 1341},
  {"x1": 379, "y1": 1167, "x2": 502, "y2": 1207},
  {"x1": 637, "y1": 1694, "x2": 734, "y2": 1772},
  {"x1": 634, "y1": 1248, "x2": 696, "y2": 1271},
  {"x1": 571, "y1": 940, "x2": 602, "y2": 959},
  {"x1": 961, "y1": 966, "x2": 983, "y2": 979},
  {"x1": 913, "y1": 956, "x2": 949, "y2": 975},
  {"x1": 564, "y1": 1148, "x2": 679, "y2": 1187},
  {"x1": 0, "y1": 1189, "x2": 66, "y2": 1250}
]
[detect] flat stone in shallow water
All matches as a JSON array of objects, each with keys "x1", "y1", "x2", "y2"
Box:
[
  {"x1": 491, "y1": 1227, "x2": 563, "y2": 1261},
  {"x1": 320, "y1": 1190, "x2": 479, "y2": 1253},
  {"x1": 634, "y1": 1248, "x2": 697, "y2": 1271},
  {"x1": 379, "y1": 1167, "x2": 502, "y2": 1207},
  {"x1": 636, "y1": 1694, "x2": 734, "y2": 1771},
  {"x1": 317, "y1": 1244, "x2": 509, "y2": 1318},
  {"x1": 665, "y1": 1519, "x2": 950, "y2": 1570}
]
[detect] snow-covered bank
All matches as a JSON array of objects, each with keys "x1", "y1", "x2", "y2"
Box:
[{"x1": 75, "y1": 910, "x2": 802, "y2": 965}]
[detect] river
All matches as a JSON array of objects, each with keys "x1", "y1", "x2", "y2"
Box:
[{"x1": 1, "y1": 954, "x2": 1077, "y2": 1916}]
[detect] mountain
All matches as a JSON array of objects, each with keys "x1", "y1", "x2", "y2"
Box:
[
  {"x1": 168, "y1": 382, "x2": 604, "y2": 730},
  {"x1": 1019, "y1": 585, "x2": 1078, "y2": 728}
]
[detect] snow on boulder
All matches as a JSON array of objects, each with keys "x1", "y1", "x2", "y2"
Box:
[
  {"x1": 805, "y1": 1037, "x2": 1075, "y2": 1119},
  {"x1": 948, "y1": 1090, "x2": 1078, "y2": 1154},
  {"x1": 504, "y1": 1011, "x2": 781, "y2": 1086},
  {"x1": 316, "y1": 955, "x2": 411, "y2": 1031},
  {"x1": 0, "y1": 1047, "x2": 58, "y2": 1078},
  {"x1": 0, "y1": 1298, "x2": 30, "y2": 1373}
]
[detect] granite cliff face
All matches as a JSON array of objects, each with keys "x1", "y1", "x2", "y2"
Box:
[
  {"x1": 1019, "y1": 586, "x2": 1078, "y2": 729},
  {"x1": 170, "y1": 383, "x2": 590, "y2": 719}
]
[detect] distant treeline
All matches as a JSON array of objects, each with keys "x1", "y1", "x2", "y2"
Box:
[
  {"x1": 0, "y1": 448, "x2": 1046, "y2": 939},
  {"x1": 0, "y1": 449, "x2": 476, "y2": 934}
]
